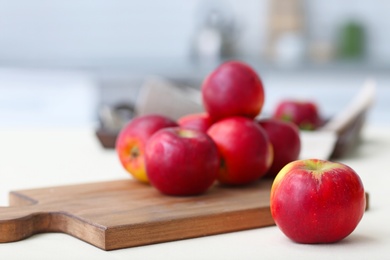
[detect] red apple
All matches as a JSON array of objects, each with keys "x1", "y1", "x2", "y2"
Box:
[
  {"x1": 145, "y1": 127, "x2": 219, "y2": 196},
  {"x1": 116, "y1": 114, "x2": 178, "y2": 183},
  {"x1": 201, "y1": 61, "x2": 265, "y2": 122},
  {"x1": 207, "y1": 116, "x2": 273, "y2": 185},
  {"x1": 257, "y1": 118, "x2": 301, "y2": 177},
  {"x1": 177, "y1": 112, "x2": 213, "y2": 133},
  {"x1": 273, "y1": 100, "x2": 322, "y2": 130},
  {"x1": 270, "y1": 159, "x2": 366, "y2": 244}
]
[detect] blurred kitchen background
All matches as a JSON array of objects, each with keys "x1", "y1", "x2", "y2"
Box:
[{"x1": 1, "y1": 0, "x2": 389, "y2": 128}]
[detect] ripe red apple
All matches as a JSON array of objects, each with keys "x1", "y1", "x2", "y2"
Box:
[
  {"x1": 116, "y1": 114, "x2": 178, "y2": 183},
  {"x1": 207, "y1": 116, "x2": 273, "y2": 185},
  {"x1": 201, "y1": 61, "x2": 265, "y2": 122},
  {"x1": 257, "y1": 118, "x2": 301, "y2": 177},
  {"x1": 145, "y1": 127, "x2": 219, "y2": 196},
  {"x1": 177, "y1": 112, "x2": 213, "y2": 133},
  {"x1": 270, "y1": 159, "x2": 366, "y2": 244},
  {"x1": 273, "y1": 100, "x2": 322, "y2": 130}
]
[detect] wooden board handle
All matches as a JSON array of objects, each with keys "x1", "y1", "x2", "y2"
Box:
[
  {"x1": 1, "y1": 204, "x2": 106, "y2": 248},
  {"x1": 0, "y1": 205, "x2": 52, "y2": 242}
]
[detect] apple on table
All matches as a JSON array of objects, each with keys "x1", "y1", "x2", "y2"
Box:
[{"x1": 270, "y1": 159, "x2": 366, "y2": 244}]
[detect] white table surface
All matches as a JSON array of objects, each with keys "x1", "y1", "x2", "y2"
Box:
[{"x1": 0, "y1": 125, "x2": 389, "y2": 260}]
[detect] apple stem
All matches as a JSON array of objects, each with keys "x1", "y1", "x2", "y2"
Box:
[
  {"x1": 130, "y1": 146, "x2": 140, "y2": 159},
  {"x1": 220, "y1": 159, "x2": 227, "y2": 171}
]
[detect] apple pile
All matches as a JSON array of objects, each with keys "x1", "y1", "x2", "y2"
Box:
[
  {"x1": 116, "y1": 60, "x2": 302, "y2": 195},
  {"x1": 115, "y1": 60, "x2": 366, "y2": 243}
]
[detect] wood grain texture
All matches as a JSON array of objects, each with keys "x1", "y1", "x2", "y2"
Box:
[{"x1": 0, "y1": 179, "x2": 274, "y2": 250}]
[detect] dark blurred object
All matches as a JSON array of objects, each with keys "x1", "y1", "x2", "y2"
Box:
[
  {"x1": 265, "y1": 0, "x2": 306, "y2": 65},
  {"x1": 95, "y1": 78, "x2": 203, "y2": 149},
  {"x1": 321, "y1": 79, "x2": 376, "y2": 158},
  {"x1": 95, "y1": 103, "x2": 134, "y2": 149},
  {"x1": 330, "y1": 110, "x2": 366, "y2": 158},
  {"x1": 191, "y1": 0, "x2": 238, "y2": 65},
  {"x1": 338, "y1": 20, "x2": 365, "y2": 60}
]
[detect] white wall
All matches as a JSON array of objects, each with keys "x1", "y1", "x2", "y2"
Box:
[
  {"x1": 307, "y1": 0, "x2": 390, "y2": 64},
  {"x1": 0, "y1": 0, "x2": 199, "y2": 66},
  {"x1": 1, "y1": 0, "x2": 389, "y2": 68}
]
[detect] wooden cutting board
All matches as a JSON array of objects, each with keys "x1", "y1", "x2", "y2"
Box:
[{"x1": 0, "y1": 179, "x2": 274, "y2": 250}]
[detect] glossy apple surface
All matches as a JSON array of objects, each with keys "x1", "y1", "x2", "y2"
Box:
[
  {"x1": 201, "y1": 61, "x2": 265, "y2": 122},
  {"x1": 145, "y1": 127, "x2": 219, "y2": 196},
  {"x1": 257, "y1": 118, "x2": 301, "y2": 177},
  {"x1": 207, "y1": 116, "x2": 273, "y2": 185},
  {"x1": 273, "y1": 100, "x2": 322, "y2": 130},
  {"x1": 270, "y1": 159, "x2": 366, "y2": 243},
  {"x1": 177, "y1": 112, "x2": 213, "y2": 133},
  {"x1": 116, "y1": 114, "x2": 178, "y2": 183}
]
